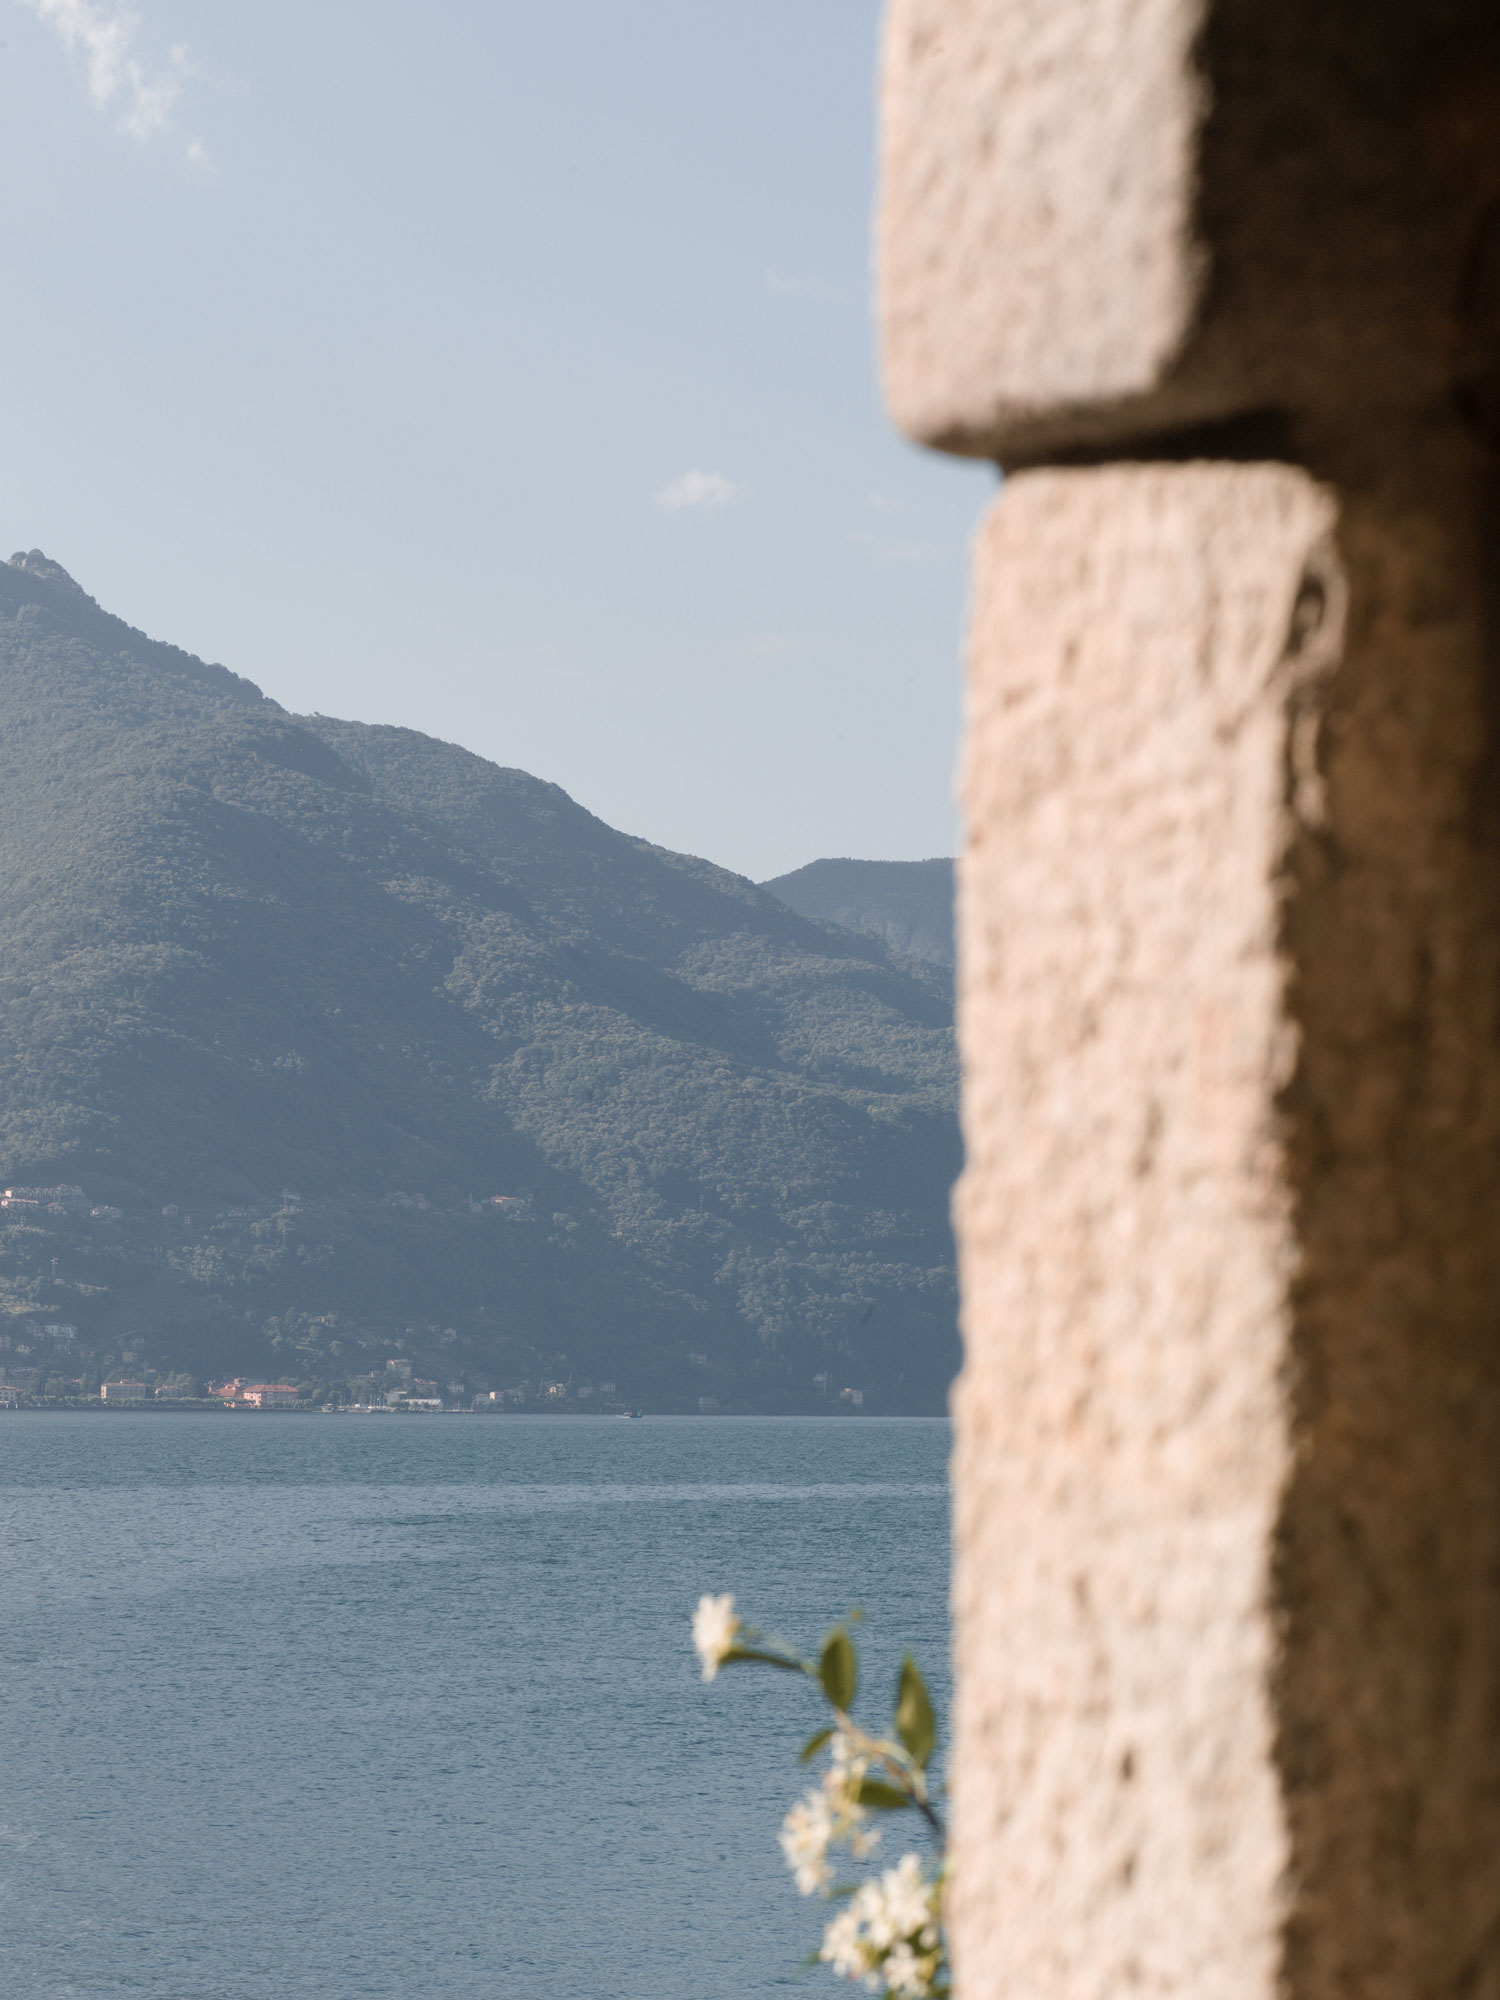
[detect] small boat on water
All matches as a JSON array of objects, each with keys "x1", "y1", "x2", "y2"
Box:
[{"x1": 619, "y1": 1408, "x2": 643, "y2": 1419}]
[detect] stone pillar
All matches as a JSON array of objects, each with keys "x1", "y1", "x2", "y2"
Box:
[{"x1": 878, "y1": 5, "x2": 1500, "y2": 1996}]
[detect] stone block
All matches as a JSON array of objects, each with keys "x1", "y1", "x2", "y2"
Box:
[
  {"x1": 878, "y1": 0, "x2": 1500, "y2": 465},
  {"x1": 950, "y1": 458, "x2": 1500, "y2": 1998}
]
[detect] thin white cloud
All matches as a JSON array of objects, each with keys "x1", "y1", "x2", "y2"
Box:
[
  {"x1": 655, "y1": 470, "x2": 745, "y2": 513},
  {"x1": 16, "y1": 0, "x2": 201, "y2": 152}
]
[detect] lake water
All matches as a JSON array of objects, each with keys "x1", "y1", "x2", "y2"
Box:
[{"x1": 0, "y1": 1414, "x2": 951, "y2": 1999}]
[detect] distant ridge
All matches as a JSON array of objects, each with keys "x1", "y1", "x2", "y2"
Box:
[
  {"x1": 0, "y1": 553, "x2": 959, "y2": 1412},
  {"x1": 762, "y1": 857, "x2": 955, "y2": 968},
  {"x1": 5, "y1": 548, "x2": 264, "y2": 705}
]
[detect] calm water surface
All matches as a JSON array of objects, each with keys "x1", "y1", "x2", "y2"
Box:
[{"x1": 0, "y1": 1414, "x2": 951, "y2": 1999}]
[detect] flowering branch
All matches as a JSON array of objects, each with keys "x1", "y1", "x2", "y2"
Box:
[{"x1": 691, "y1": 1593, "x2": 948, "y2": 1999}]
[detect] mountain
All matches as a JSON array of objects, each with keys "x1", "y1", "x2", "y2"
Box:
[
  {"x1": 0, "y1": 551, "x2": 959, "y2": 1412},
  {"x1": 761, "y1": 857, "x2": 955, "y2": 968}
]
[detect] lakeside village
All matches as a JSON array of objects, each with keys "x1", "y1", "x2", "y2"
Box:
[
  {"x1": 0, "y1": 1185, "x2": 870, "y2": 1416},
  {"x1": 0, "y1": 1335, "x2": 730, "y2": 1417}
]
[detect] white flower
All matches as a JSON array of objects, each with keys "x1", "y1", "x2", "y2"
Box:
[
  {"x1": 819, "y1": 1854, "x2": 943, "y2": 1994},
  {"x1": 865, "y1": 1854, "x2": 934, "y2": 1951},
  {"x1": 828, "y1": 1730, "x2": 865, "y2": 1781},
  {"x1": 780, "y1": 1789, "x2": 835, "y2": 1894},
  {"x1": 828, "y1": 1728, "x2": 864, "y2": 1776},
  {"x1": 691, "y1": 1592, "x2": 740, "y2": 1680},
  {"x1": 824, "y1": 1734, "x2": 869, "y2": 1811},
  {"x1": 820, "y1": 1902, "x2": 874, "y2": 1983},
  {"x1": 882, "y1": 1941, "x2": 936, "y2": 1997}
]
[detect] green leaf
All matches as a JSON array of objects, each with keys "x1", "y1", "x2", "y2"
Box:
[
  {"x1": 895, "y1": 1655, "x2": 936, "y2": 1769},
  {"x1": 819, "y1": 1628, "x2": 857, "y2": 1711},
  {"x1": 719, "y1": 1645, "x2": 804, "y2": 1672},
  {"x1": 855, "y1": 1778, "x2": 912, "y2": 1811},
  {"x1": 799, "y1": 1726, "x2": 834, "y2": 1764}
]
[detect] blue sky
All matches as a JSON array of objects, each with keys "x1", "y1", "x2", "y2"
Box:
[{"x1": 0, "y1": 0, "x2": 993, "y2": 879}]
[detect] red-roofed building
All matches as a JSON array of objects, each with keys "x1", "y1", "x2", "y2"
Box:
[{"x1": 209, "y1": 1379, "x2": 299, "y2": 1408}]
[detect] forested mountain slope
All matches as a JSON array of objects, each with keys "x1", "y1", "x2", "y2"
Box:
[
  {"x1": 762, "y1": 857, "x2": 955, "y2": 968},
  {"x1": 0, "y1": 551, "x2": 959, "y2": 1410}
]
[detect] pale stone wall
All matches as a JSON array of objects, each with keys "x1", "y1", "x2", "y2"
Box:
[
  {"x1": 951, "y1": 459, "x2": 1500, "y2": 1997},
  {"x1": 880, "y1": 0, "x2": 1500, "y2": 468},
  {"x1": 878, "y1": 2, "x2": 1500, "y2": 1994},
  {"x1": 879, "y1": 0, "x2": 1206, "y2": 456},
  {"x1": 953, "y1": 464, "x2": 1323, "y2": 1997}
]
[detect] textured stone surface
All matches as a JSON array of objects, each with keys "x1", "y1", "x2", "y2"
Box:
[
  {"x1": 879, "y1": 0, "x2": 1205, "y2": 458},
  {"x1": 878, "y1": 7, "x2": 1500, "y2": 1989},
  {"x1": 950, "y1": 460, "x2": 1500, "y2": 1998},
  {"x1": 878, "y1": 0, "x2": 1500, "y2": 464}
]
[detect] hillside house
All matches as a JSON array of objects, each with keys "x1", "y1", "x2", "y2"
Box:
[
  {"x1": 239, "y1": 1384, "x2": 299, "y2": 1409},
  {"x1": 209, "y1": 1382, "x2": 299, "y2": 1408},
  {"x1": 5, "y1": 1185, "x2": 86, "y2": 1208}
]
